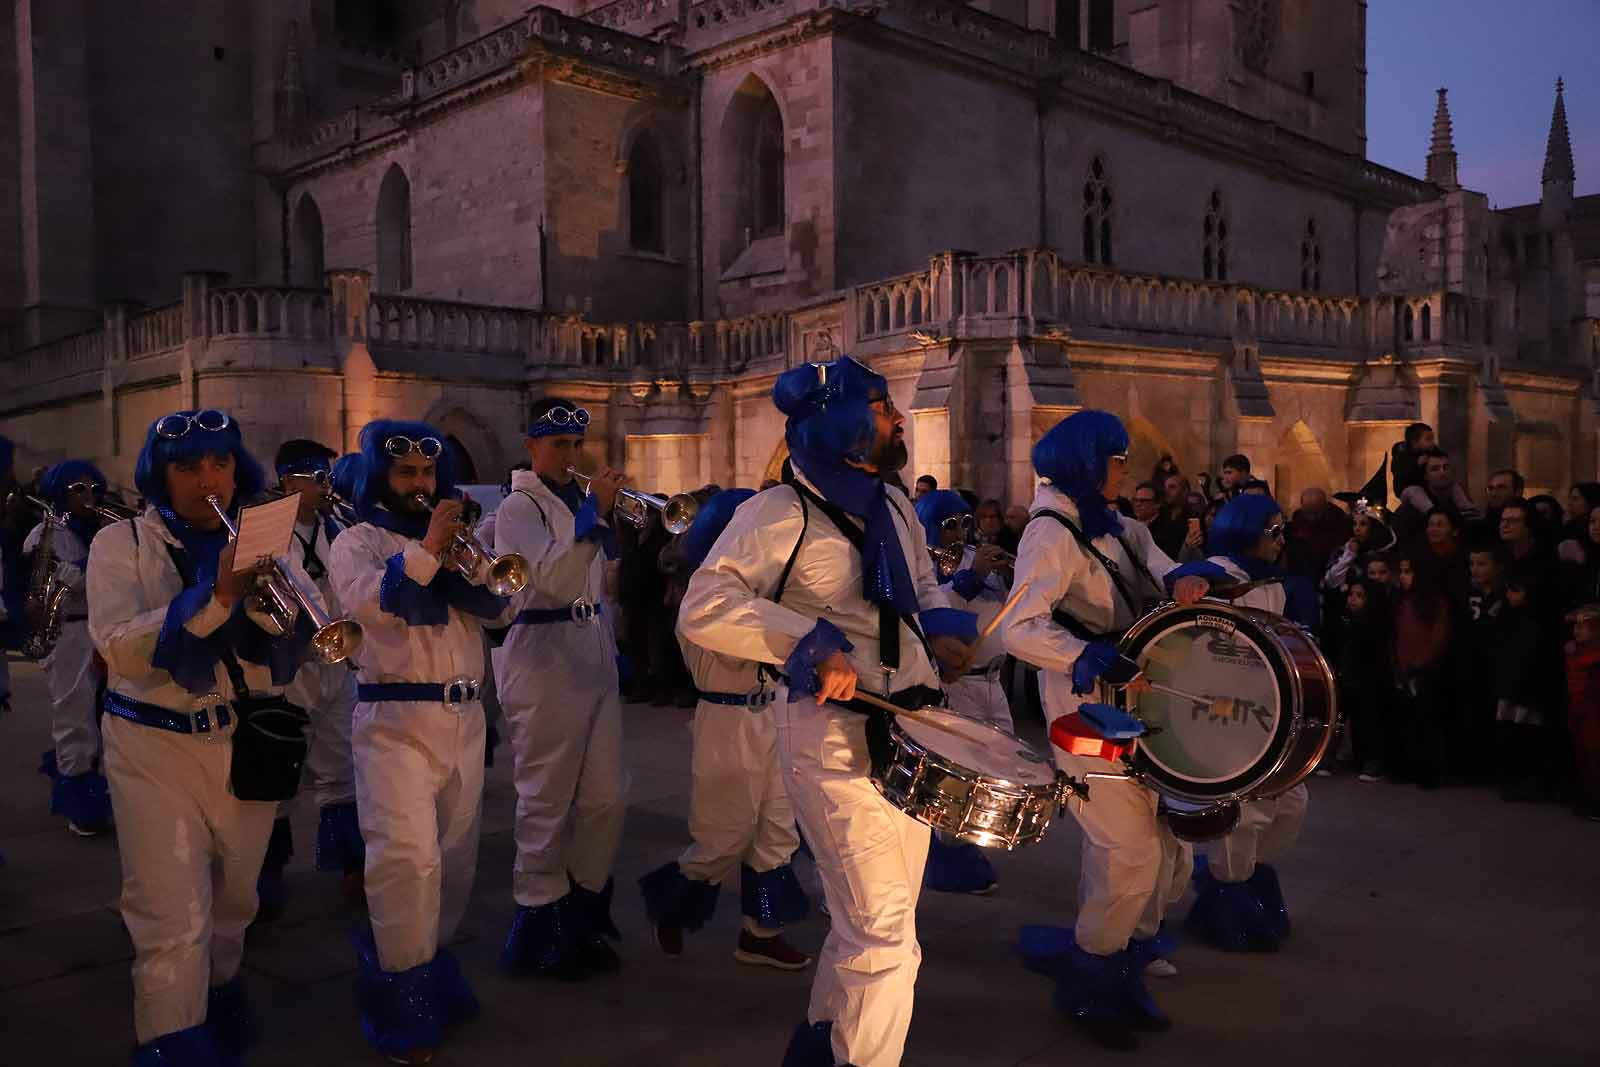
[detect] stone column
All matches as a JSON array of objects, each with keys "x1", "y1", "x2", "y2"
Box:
[
  {"x1": 100, "y1": 300, "x2": 138, "y2": 456},
  {"x1": 181, "y1": 271, "x2": 230, "y2": 409}
]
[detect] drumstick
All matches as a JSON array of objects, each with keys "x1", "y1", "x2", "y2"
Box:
[
  {"x1": 1146, "y1": 682, "x2": 1236, "y2": 719},
  {"x1": 849, "y1": 689, "x2": 979, "y2": 741},
  {"x1": 977, "y1": 581, "x2": 1030, "y2": 643}
]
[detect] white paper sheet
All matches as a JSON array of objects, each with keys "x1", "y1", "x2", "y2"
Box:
[{"x1": 229, "y1": 494, "x2": 301, "y2": 573}]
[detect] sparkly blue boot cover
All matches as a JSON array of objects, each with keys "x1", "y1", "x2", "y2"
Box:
[{"x1": 741, "y1": 862, "x2": 809, "y2": 927}]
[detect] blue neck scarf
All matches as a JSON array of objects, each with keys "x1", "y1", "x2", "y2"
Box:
[
  {"x1": 367, "y1": 502, "x2": 430, "y2": 541},
  {"x1": 157, "y1": 507, "x2": 231, "y2": 587},
  {"x1": 542, "y1": 475, "x2": 586, "y2": 517},
  {"x1": 790, "y1": 453, "x2": 919, "y2": 616},
  {"x1": 66, "y1": 514, "x2": 99, "y2": 554},
  {"x1": 1226, "y1": 553, "x2": 1284, "y2": 582}
]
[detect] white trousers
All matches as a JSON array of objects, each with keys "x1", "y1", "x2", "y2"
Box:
[
  {"x1": 45, "y1": 620, "x2": 101, "y2": 775},
  {"x1": 288, "y1": 659, "x2": 359, "y2": 808},
  {"x1": 353, "y1": 700, "x2": 486, "y2": 972},
  {"x1": 945, "y1": 674, "x2": 1013, "y2": 733},
  {"x1": 679, "y1": 699, "x2": 798, "y2": 884},
  {"x1": 777, "y1": 700, "x2": 930, "y2": 1067},
  {"x1": 102, "y1": 714, "x2": 277, "y2": 1043},
  {"x1": 1045, "y1": 686, "x2": 1192, "y2": 957},
  {"x1": 504, "y1": 684, "x2": 625, "y2": 906},
  {"x1": 1206, "y1": 784, "x2": 1309, "y2": 883}
]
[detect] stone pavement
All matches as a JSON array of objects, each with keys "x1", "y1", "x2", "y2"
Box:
[{"x1": 1, "y1": 655, "x2": 1596, "y2": 1067}]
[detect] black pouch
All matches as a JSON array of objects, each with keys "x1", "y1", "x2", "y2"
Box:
[{"x1": 228, "y1": 694, "x2": 311, "y2": 802}]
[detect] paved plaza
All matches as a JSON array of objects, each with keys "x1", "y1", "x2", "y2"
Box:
[{"x1": 1, "y1": 657, "x2": 1595, "y2": 1067}]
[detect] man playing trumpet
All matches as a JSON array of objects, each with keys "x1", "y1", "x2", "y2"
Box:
[{"x1": 495, "y1": 397, "x2": 629, "y2": 981}]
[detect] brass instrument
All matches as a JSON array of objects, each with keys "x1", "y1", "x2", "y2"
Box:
[
  {"x1": 206, "y1": 495, "x2": 364, "y2": 664},
  {"x1": 410, "y1": 493, "x2": 530, "y2": 596},
  {"x1": 21, "y1": 496, "x2": 65, "y2": 658},
  {"x1": 928, "y1": 541, "x2": 1014, "y2": 579},
  {"x1": 566, "y1": 466, "x2": 699, "y2": 536}
]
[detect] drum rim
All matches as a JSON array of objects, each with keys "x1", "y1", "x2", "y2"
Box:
[
  {"x1": 885, "y1": 709, "x2": 1061, "y2": 794},
  {"x1": 1117, "y1": 598, "x2": 1304, "y2": 803}
]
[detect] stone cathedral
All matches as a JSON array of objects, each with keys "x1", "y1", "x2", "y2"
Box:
[{"x1": 2, "y1": 0, "x2": 1596, "y2": 507}]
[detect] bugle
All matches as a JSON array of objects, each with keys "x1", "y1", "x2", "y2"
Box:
[
  {"x1": 566, "y1": 466, "x2": 699, "y2": 535},
  {"x1": 928, "y1": 542, "x2": 1013, "y2": 579},
  {"x1": 411, "y1": 493, "x2": 530, "y2": 596}
]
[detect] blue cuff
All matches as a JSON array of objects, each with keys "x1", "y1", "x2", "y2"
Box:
[
  {"x1": 918, "y1": 607, "x2": 978, "y2": 644},
  {"x1": 573, "y1": 496, "x2": 620, "y2": 560},
  {"x1": 1077, "y1": 702, "x2": 1147, "y2": 741},
  {"x1": 1070, "y1": 640, "x2": 1140, "y2": 696},
  {"x1": 439, "y1": 571, "x2": 511, "y2": 620},
  {"x1": 1163, "y1": 559, "x2": 1228, "y2": 594},
  {"x1": 379, "y1": 552, "x2": 449, "y2": 625},
  {"x1": 152, "y1": 582, "x2": 227, "y2": 695},
  {"x1": 946, "y1": 568, "x2": 984, "y2": 601},
  {"x1": 784, "y1": 619, "x2": 854, "y2": 702},
  {"x1": 231, "y1": 609, "x2": 315, "y2": 687}
]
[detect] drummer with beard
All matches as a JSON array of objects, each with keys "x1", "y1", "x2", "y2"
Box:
[
  {"x1": 1002, "y1": 410, "x2": 1209, "y2": 1052},
  {"x1": 678, "y1": 356, "x2": 977, "y2": 1067},
  {"x1": 327, "y1": 419, "x2": 518, "y2": 1065},
  {"x1": 1162, "y1": 494, "x2": 1315, "y2": 954}
]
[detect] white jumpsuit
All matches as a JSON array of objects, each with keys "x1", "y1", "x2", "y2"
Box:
[
  {"x1": 1196, "y1": 557, "x2": 1310, "y2": 883},
  {"x1": 679, "y1": 476, "x2": 952, "y2": 1067},
  {"x1": 282, "y1": 517, "x2": 359, "y2": 814},
  {"x1": 89, "y1": 509, "x2": 323, "y2": 1044},
  {"x1": 940, "y1": 545, "x2": 1013, "y2": 732},
  {"x1": 1002, "y1": 485, "x2": 1192, "y2": 957},
  {"x1": 491, "y1": 470, "x2": 626, "y2": 908},
  {"x1": 328, "y1": 523, "x2": 516, "y2": 973},
  {"x1": 23, "y1": 521, "x2": 100, "y2": 778}
]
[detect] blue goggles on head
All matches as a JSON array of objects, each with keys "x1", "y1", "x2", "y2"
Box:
[
  {"x1": 155, "y1": 409, "x2": 230, "y2": 439},
  {"x1": 384, "y1": 435, "x2": 444, "y2": 460}
]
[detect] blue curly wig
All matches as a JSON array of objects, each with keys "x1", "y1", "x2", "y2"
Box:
[
  {"x1": 330, "y1": 452, "x2": 364, "y2": 503},
  {"x1": 1032, "y1": 410, "x2": 1128, "y2": 539},
  {"x1": 1207, "y1": 493, "x2": 1284, "y2": 558},
  {"x1": 682, "y1": 488, "x2": 757, "y2": 570},
  {"x1": 354, "y1": 419, "x2": 457, "y2": 521},
  {"x1": 132, "y1": 411, "x2": 266, "y2": 508},
  {"x1": 774, "y1": 356, "x2": 887, "y2": 470},
  {"x1": 39, "y1": 460, "x2": 107, "y2": 511},
  {"x1": 913, "y1": 489, "x2": 971, "y2": 546}
]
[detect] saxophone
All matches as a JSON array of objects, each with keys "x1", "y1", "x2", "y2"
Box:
[{"x1": 22, "y1": 499, "x2": 68, "y2": 659}]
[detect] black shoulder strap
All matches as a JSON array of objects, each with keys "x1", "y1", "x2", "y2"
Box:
[
  {"x1": 1031, "y1": 509, "x2": 1147, "y2": 622},
  {"x1": 771, "y1": 486, "x2": 809, "y2": 605},
  {"x1": 511, "y1": 487, "x2": 549, "y2": 530},
  {"x1": 127, "y1": 516, "x2": 139, "y2": 548}
]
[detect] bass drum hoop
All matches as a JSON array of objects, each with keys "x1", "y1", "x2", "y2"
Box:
[
  {"x1": 1116, "y1": 600, "x2": 1314, "y2": 804},
  {"x1": 1158, "y1": 798, "x2": 1243, "y2": 842}
]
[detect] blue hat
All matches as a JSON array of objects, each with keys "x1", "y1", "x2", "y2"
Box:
[
  {"x1": 1032, "y1": 410, "x2": 1128, "y2": 539},
  {"x1": 354, "y1": 419, "x2": 457, "y2": 520},
  {"x1": 39, "y1": 460, "x2": 107, "y2": 510},
  {"x1": 913, "y1": 489, "x2": 971, "y2": 546},
  {"x1": 133, "y1": 411, "x2": 266, "y2": 508},
  {"x1": 1208, "y1": 494, "x2": 1283, "y2": 557},
  {"x1": 682, "y1": 488, "x2": 757, "y2": 570},
  {"x1": 775, "y1": 356, "x2": 889, "y2": 469},
  {"x1": 331, "y1": 452, "x2": 364, "y2": 502}
]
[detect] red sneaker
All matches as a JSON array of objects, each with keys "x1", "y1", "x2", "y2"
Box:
[{"x1": 733, "y1": 930, "x2": 811, "y2": 971}]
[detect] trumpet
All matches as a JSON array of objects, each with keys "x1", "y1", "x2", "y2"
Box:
[
  {"x1": 566, "y1": 466, "x2": 699, "y2": 536},
  {"x1": 928, "y1": 542, "x2": 1014, "y2": 579},
  {"x1": 206, "y1": 495, "x2": 364, "y2": 664},
  {"x1": 411, "y1": 493, "x2": 530, "y2": 596},
  {"x1": 18, "y1": 491, "x2": 137, "y2": 526}
]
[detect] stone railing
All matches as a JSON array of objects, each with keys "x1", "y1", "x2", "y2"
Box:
[
  {"x1": 855, "y1": 269, "x2": 938, "y2": 341},
  {"x1": 688, "y1": 0, "x2": 792, "y2": 32},
  {"x1": 713, "y1": 311, "x2": 786, "y2": 366},
  {"x1": 8, "y1": 326, "x2": 107, "y2": 386},
  {"x1": 209, "y1": 287, "x2": 332, "y2": 340},
  {"x1": 410, "y1": 15, "x2": 540, "y2": 101},
  {"x1": 528, "y1": 5, "x2": 676, "y2": 77},
  {"x1": 367, "y1": 294, "x2": 536, "y2": 354},
  {"x1": 583, "y1": 0, "x2": 682, "y2": 35},
  {"x1": 127, "y1": 301, "x2": 185, "y2": 356}
]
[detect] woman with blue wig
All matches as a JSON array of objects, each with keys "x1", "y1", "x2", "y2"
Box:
[
  {"x1": 639, "y1": 487, "x2": 813, "y2": 973},
  {"x1": 327, "y1": 417, "x2": 518, "y2": 1064},
  {"x1": 1003, "y1": 410, "x2": 1210, "y2": 1051},
  {"x1": 22, "y1": 459, "x2": 115, "y2": 835},
  {"x1": 679, "y1": 356, "x2": 977, "y2": 1067},
  {"x1": 1163, "y1": 493, "x2": 1313, "y2": 954},
  {"x1": 87, "y1": 409, "x2": 325, "y2": 1066}
]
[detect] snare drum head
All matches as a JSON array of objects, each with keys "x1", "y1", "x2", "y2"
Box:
[
  {"x1": 1122, "y1": 604, "x2": 1293, "y2": 800},
  {"x1": 895, "y1": 709, "x2": 1057, "y2": 788}
]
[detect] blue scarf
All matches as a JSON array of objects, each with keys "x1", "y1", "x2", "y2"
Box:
[{"x1": 790, "y1": 452, "x2": 919, "y2": 616}]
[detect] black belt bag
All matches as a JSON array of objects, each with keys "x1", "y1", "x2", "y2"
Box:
[{"x1": 228, "y1": 693, "x2": 311, "y2": 802}]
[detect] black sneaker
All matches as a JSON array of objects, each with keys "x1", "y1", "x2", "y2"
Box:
[{"x1": 654, "y1": 923, "x2": 684, "y2": 958}]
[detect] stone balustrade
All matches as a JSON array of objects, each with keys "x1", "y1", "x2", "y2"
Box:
[
  {"x1": 127, "y1": 302, "x2": 185, "y2": 357},
  {"x1": 583, "y1": 0, "x2": 681, "y2": 35},
  {"x1": 209, "y1": 287, "x2": 331, "y2": 340},
  {"x1": 367, "y1": 294, "x2": 533, "y2": 353},
  {"x1": 713, "y1": 311, "x2": 786, "y2": 366},
  {"x1": 855, "y1": 269, "x2": 937, "y2": 341},
  {"x1": 9, "y1": 326, "x2": 106, "y2": 386}
]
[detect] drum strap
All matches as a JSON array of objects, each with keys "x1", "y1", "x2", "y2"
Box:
[{"x1": 1030, "y1": 509, "x2": 1153, "y2": 628}]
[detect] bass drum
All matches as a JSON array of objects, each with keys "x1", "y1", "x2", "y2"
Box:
[
  {"x1": 1158, "y1": 797, "x2": 1241, "y2": 842},
  {"x1": 1116, "y1": 600, "x2": 1335, "y2": 806}
]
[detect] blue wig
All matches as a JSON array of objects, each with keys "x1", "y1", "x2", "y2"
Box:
[
  {"x1": 354, "y1": 419, "x2": 457, "y2": 520},
  {"x1": 775, "y1": 356, "x2": 886, "y2": 471},
  {"x1": 914, "y1": 489, "x2": 971, "y2": 547},
  {"x1": 330, "y1": 452, "x2": 364, "y2": 502},
  {"x1": 682, "y1": 488, "x2": 757, "y2": 570},
  {"x1": 1207, "y1": 494, "x2": 1284, "y2": 558},
  {"x1": 39, "y1": 460, "x2": 107, "y2": 510},
  {"x1": 1032, "y1": 410, "x2": 1128, "y2": 539},
  {"x1": 132, "y1": 411, "x2": 266, "y2": 508}
]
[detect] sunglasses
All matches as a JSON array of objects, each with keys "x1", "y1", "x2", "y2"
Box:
[
  {"x1": 536, "y1": 406, "x2": 591, "y2": 429},
  {"x1": 64, "y1": 480, "x2": 104, "y2": 495},
  {"x1": 155, "y1": 409, "x2": 230, "y2": 439},
  {"x1": 1266, "y1": 522, "x2": 1287, "y2": 540},
  {"x1": 868, "y1": 395, "x2": 899, "y2": 415},
  {"x1": 385, "y1": 435, "x2": 444, "y2": 460},
  {"x1": 284, "y1": 469, "x2": 331, "y2": 486},
  {"x1": 939, "y1": 514, "x2": 975, "y2": 533}
]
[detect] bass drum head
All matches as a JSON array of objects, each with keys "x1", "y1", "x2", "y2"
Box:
[
  {"x1": 1159, "y1": 797, "x2": 1242, "y2": 842},
  {"x1": 1121, "y1": 603, "x2": 1297, "y2": 802},
  {"x1": 894, "y1": 708, "x2": 1058, "y2": 788}
]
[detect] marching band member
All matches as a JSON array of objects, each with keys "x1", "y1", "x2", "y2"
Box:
[
  {"x1": 679, "y1": 356, "x2": 976, "y2": 1067},
  {"x1": 639, "y1": 488, "x2": 811, "y2": 971},
  {"x1": 1003, "y1": 411, "x2": 1208, "y2": 1051},
  {"x1": 494, "y1": 397, "x2": 627, "y2": 980},
  {"x1": 26, "y1": 460, "x2": 115, "y2": 835},
  {"x1": 90, "y1": 409, "x2": 321, "y2": 1065},
  {"x1": 327, "y1": 420, "x2": 517, "y2": 1065},
  {"x1": 1164, "y1": 494, "x2": 1314, "y2": 953},
  {"x1": 913, "y1": 488, "x2": 1012, "y2": 895}
]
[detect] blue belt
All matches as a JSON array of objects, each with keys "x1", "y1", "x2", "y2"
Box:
[
  {"x1": 698, "y1": 688, "x2": 776, "y2": 709},
  {"x1": 105, "y1": 691, "x2": 233, "y2": 736},
  {"x1": 513, "y1": 601, "x2": 603, "y2": 626},
  {"x1": 357, "y1": 680, "x2": 481, "y2": 705}
]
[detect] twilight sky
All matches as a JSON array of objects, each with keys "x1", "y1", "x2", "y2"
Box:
[{"x1": 1365, "y1": 0, "x2": 1598, "y2": 208}]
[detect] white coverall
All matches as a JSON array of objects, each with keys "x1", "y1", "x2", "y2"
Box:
[
  {"x1": 491, "y1": 470, "x2": 625, "y2": 908},
  {"x1": 941, "y1": 545, "x2": 1013, "y2": 732},
  {"x1": 23, "y1": 522, "x2": 100, "y2": 777},
  {"x1": 679, "y1": 476, "x2": 951, "y2": 1067},
  {"x1": 1197, "y1": 557, "x2": 1310, "y2": 883},
  {"x1": 283, "y1": 517, "x2": 358, "y2": 812},
  {"x1": 674, "y1": 638, "x2": 797, "y2": 918},
  {"x1": 328, "y1": 522, "x2": 516, "y2": 972},
  {"x1": 88, "y1": 508, "x2": 323, "y2": 1044},
  {"x1": 1002, "y1": 485, "x2": 1192, "y2": 957}
]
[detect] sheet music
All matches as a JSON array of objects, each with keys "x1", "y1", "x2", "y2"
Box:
[{"x1": 229, "y1": 494, "x2": 301, "y2": 573}]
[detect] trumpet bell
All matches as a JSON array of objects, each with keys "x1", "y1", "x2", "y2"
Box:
[
  {"x1": 484, "y1": 552, "x2": 531, "y2": 596},
  {"x1": 311, "y1": 619, "x2": 365, "y2": 665},
  {"x1": 660, "y1": 494, "x2": 698, "y2": 536}
]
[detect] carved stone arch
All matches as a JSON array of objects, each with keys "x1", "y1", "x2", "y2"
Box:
[
  {"x1": 763, "y1": 438, "x2": 790, "y2": 484},
  {"x1": 1124, "y1": 415, "x2": 1181, "y2": 494},
  {"x1": 1274, "y1": 419, "x2": 1336, "y2": 511},
  {"x1": 421, "y1": 402, "x2": 508, "y2": 487}
]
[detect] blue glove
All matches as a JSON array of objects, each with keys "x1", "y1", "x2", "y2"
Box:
[
  {"x1": 1070, "y1": 640, "x2": 1140, "y2": 695},
  {"x1": 1076, "y1": 703, "x2": 1147, "y2": 741},
  {"x1": 784, "y1": 619, "x2": 854, "y2": 702}
]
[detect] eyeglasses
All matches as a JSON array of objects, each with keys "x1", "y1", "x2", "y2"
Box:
[
  {"x1": 1134, "y1": 495, "x2": 1158, "y2": 506},
  {"x1": 869, "y1": 395, "x2": 899, "y2": 415},
  {"x1": 285, "y1": 469, "x2": 331, "y2": 486},
  {"x1": 1109, "y1": 453, "x2": 1129, "y2": 463},
  {"x1": 64, "y1": 480, "x2": 104, "y2": 495},
  {"x1": 384, "y1": 436, "x2": 444, "y2": 460},
  {"x1": 939, "y1": 514, "x2": 975, "y2": 533},
  {"x1": 1266, "y1": 522, "x2": 1287, "y2": 540},
  {"x1": 155, "y1": 410, "x2": 230, "y2": 439},
  {"x1": 536, "y1": 406, "x2": 591, "y2": 429}
]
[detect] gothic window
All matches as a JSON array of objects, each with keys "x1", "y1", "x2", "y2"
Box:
[
  {"x1": 1202, "y1": 190, "x2": 1230, "y2": 282},
  {"x1": 376, "y1": 164, "x2": 412, "y2": 292},
  {"x1": 290, "y1": 194, "x2": 325, "y2": 288},
  {"x1": 1300, "y1": 218, "x2": 1322, "y2": 291},
  {"x1": 753, "y1": 99, "x2": 785, "y2": 238},
  {"x1": 628, "y1": 132, "x2": 664, "y2": 254},
  {"x1": 1082, "y1": 156, "x2": 1113, "y2": 265},
  {"x1": 1403, "y1": 304, "x2": 1415, "y2": 342},
  {"x1": 1056, "y1": 0, "x2": 1081, "y2": 47},
  {"x1": 1087, "y1": 0, "x2": 1113, "y2": 52},
  {"x1": 1421, "y1": 303, "x2": 1432, "y2": 341}
]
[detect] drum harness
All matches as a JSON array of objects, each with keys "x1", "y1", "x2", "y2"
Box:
[{"x1": 1029, "y1": 510, "x2": 1162, "y2": 644}]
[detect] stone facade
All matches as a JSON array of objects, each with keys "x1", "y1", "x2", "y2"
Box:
[{"x1": 3, "y1": 1, "x2": 1597, "y2": 507}]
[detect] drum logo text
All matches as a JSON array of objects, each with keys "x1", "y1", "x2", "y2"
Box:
[{"x1": 1194, "y1": 614, "x2": 1237, "y2": 633}]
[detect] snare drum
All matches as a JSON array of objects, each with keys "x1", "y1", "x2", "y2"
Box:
[
  {"x1": 1116, "y1": 600, "x2": 1335, "y2": 807},
  {"x1": 870, "y1": 708, "x2": 1066, "y2": 850}
]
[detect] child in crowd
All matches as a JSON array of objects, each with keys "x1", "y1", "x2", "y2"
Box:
[
  {"x1": 1391, "y1": 555, "x2": 1452, "y2": 787},
  {"x1": 1496, "y1": 573, "x2": 1549, "y2": 801},
  {"x1": 1457, "y1": 545, "x2": 1507, "y2": 782},
  {"x1": 1335, "y1": 578, "x2": 1392, "y2": 782},
  {"x1": 1362, "y1": 552, "x2": 1394, "y2": 589},
  {"x1": 1564, "y1": 604, "x2": 1600, "y2": 822}
]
